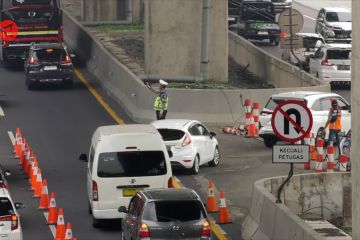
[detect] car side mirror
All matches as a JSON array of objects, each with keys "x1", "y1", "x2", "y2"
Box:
[
  {"x1": 210, "y1": 132, "x2": 216, "y2": 138},
  {"x1": 4, "y1": 170, "x2": 11, "y2": 177},
  {"x1": 14, "y1": 202, "x2": 25, "y2": 209},
  {"x1": 79, "y1": 153, "x2": 88, "y2": 162},
  {"x1": 118, "y1": 206, "x2": 128, "y2": 213},
  {"x1": 167, "y1": 150, "x2": 173, "y2": 158}
]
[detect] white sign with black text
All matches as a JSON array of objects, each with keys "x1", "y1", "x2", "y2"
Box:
[{"x1": 272, "y1": 145, "x2": 309, "y2": 164}]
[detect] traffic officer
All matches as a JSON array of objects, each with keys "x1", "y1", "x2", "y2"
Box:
[
  {"x1": 153, "y1": 79, "x2": 169, "y2": 120},
  {"x1": 325, "y1": 99, "x2": 342, "y2": 145}
]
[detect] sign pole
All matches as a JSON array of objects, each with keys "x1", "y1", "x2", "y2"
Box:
[
  {"x1": 288, "y1": 7, "x2": 303, "y2": 86},
  {"x1": 276, "y1": 163, "x2": 294, "y2": 204}
]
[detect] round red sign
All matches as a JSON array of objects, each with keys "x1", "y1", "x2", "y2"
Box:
[{"x1": 0, "y1": 20, "x2": 18, "y2": 41}]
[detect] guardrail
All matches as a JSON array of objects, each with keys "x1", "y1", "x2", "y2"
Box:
[{"x1": 63, "y1": 11, "x2": 330, "y2": 124}]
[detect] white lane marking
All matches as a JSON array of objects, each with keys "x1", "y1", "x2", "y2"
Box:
[
  {"x1": 304, "y1": 15, "x2": 316, "y2": 21},
  {"x1": 43, "y1": 212, "x2": 56, "y2": 238},
  {"x1": 8, "y1": 131, "x2": 15, "y2": 146},
  {"x1": 0, "y1": 106, "x2": 4, "y2": 116}
]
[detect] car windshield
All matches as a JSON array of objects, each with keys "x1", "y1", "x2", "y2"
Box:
[
  {"x1": 143, "y1": 200, "x2": 206, "y2": 222},
  {"x1": 3, "y1": 8, "x2": 55, "y2": 23},
  {"x1": 97, "y1": 151, "x2": 167, "y2": 177},
  {"x1": 0, "y1": 198, "x2": 14, "y2": 216},
  {"x1": 241, "y1": 3, "x2": 275, "y2": 21},
  {"x1": 157, "y1": 129, "x2": 185, "y2": 141},
  {"x1": 34, "y1": 48, "x2": 66, "y2": 61},
  {"x1": 327, "y1": 49, "x2": 351, "y2": 59},
  {"x1": 325, "y1": 12, "x2": 351, "y2": 22}
]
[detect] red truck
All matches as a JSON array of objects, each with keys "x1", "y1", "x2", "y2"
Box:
[{"x1": 0, "y1": 0, "x2": 63, "y2": 63}]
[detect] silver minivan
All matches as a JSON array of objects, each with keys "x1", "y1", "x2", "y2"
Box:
[{"x1": 119, "y1": 188, "x2": 212, "y2": 240}]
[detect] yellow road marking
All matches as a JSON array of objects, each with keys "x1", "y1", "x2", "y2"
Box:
[
  {"x1": 74, "y1": 68, "x2": 125, "y2": 125},
  {"x1": 76, "y1": 68, "x2": 228, "y2": 240}
]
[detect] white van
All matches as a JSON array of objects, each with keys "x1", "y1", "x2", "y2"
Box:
[{"x1": 79, "y1": 124, "x2": 173, "y2": 227}]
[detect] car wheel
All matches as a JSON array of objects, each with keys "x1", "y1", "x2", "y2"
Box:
[
  {"x1": 64, "y1": 80, "x2": 73, "y2": 89},
  {"x1": 92, "y1": 216, "x2": 101, "y2": 228},
  {"x1": 191, "y1": 155, "x2": 200, "y2": 175},
  {"x1": 26, "y1": 77, "x2": 35, "y2": 90},
  {"x1": 88, "y1": 201, "x2": 92, "y2": 215},
  {"x1": 264, "y1": 137, "x2": 277, "y2": 148},
  {"x1": 209, "y1": 147, "x2": 220, "y2": 167}
]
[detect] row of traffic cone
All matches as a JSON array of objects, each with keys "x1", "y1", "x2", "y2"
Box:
[
  {"x1": 206, "y1": 180, "x2": 231, "y2": 224},
  {"x1": 13, "y1": 128, "x2": 77, "y2": 240}
]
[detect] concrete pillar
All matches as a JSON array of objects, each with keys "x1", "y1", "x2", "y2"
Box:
[
  {"x1": 352, "y1": 0, "x2": 360, "y2": 238},
  {"x1": 100, "y1": 0, "x2": 118, "y2": 21},
  {"x1": 144, "y1": 0, "x2": 228, "y2": 82},
  {"x1": 81, "y1": 0, "x2": 131, "y2": 22}
]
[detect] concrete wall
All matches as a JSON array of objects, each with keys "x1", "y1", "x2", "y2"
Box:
[
  {"x1": 81, "y1": 0, "x2": 128, "y2": 21},
  {"x1": 229, "y1": 32, "x2": 323, "y2": 88},
  {"x1": 63, "y1": 10, "x2": 330, "y2": 124},
  {"x1": 352, "y1": 0, "x2": 360, "y2": 238},
  {"x1": 242, "y1": 173, "x2": 351, "y2": 240},
  {"x1": 144, "y1": 0, "x2": 228, "y2": 82}
]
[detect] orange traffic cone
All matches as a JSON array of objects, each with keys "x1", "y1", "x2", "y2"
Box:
[
  {"x1": 18, "y1": 138, "x2": 26, "y2": 166},
  {"x1": 206, "y1": 180, "x2": 218, "y2": 213},
  {"x1": 246, "y1": 114, "x2": 257, "y2": 138},
  {"x1": 30, "y1": 163, "x2": 39, "y2": 190},
  {"x1": 23, "y1": 146, "x2": 31, "y2": 174},
  {"x1": 13, "y1": 128, "x2": 21, "y2": 155},
  {"x1": 47, "y1": 192, "x2": 58, "y2": 225},
  {"x1": 33, "y1": 169, "x2": 42, "y2": 198},
  {"x1": 27, "y1": 153, "x2": 36, "y2": 180},
  {"x1": 38, "y1": 179, "x2": 49, "y2": 210},
  {"x1": 64, "y1": 223, "x2": 73, "y2": 240},
  {"x1": 55, "y1": 208, "x2": 66, "y2": 240},
  {"x1": 217, "y1": 191, "x2": 231, "y2": 224}
]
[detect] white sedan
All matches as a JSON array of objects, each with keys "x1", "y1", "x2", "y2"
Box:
[
  {"x1": 151, "y1": 119, "x2": 220, "y2": 174},
  {"x1": 259, "y1": 91, "x2": 351, "y2": 147}
]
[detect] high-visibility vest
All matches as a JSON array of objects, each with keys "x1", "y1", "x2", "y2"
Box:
[
  {"x1": 154, "y1": 93, "x2": 168, "y2": 111},
  {"x1": 329, "y1": 108, "x2": 341, "y2": 131}
]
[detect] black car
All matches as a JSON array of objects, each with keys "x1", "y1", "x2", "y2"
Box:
[
  {"x1": 230, "y1": 0, "x2": 281, "y2": 45},
  {"x1": 24, "y1": 43, "x2": 74, "y2": 90}
]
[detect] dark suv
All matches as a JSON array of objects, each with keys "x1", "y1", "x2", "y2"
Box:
[
  {"x1": 24, "y1": 43, "x2": 74, "y2": 90},
  {"x1": 119, "y1": 188, "x2": 212, "y2": 240}
]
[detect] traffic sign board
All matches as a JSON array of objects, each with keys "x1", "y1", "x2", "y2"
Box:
[
  {"x1": 272, "y1": 145, "x2": 310, "y2": 163},
  {"x1": 271, "y1": 100, "x2": 313, "y2": 142},
  {"x1": 278, "y1": 8, "x2": 304, "y2": 34}
]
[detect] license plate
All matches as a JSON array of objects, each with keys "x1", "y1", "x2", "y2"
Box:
[
  {"x1": 44, "y1": 66, "x2": 57, "y2": 71},
  {"x1": 258, "y1": 31, "x2": 268, "y2": 35},
  {"x1": 338, "y1": 65, "x2": 350, "y2": 70},
  {"x1": 123, "y1": 189, "x2": 140, "y2": 197}
]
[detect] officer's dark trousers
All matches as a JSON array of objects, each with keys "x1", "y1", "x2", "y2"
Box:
[{"x1": 156, "y1": 110, "x2": 167, "y2": 120}]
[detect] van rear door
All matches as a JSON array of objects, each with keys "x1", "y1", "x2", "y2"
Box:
[{"x1": 96, "y1": 151, "x2": 169, "y2": 210}]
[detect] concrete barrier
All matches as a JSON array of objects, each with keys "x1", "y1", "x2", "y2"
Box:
[
  {"x1": 229, "y1": 32, "x2": 325, "y2": 88},
  {"x1": 63, "y1": 11, "x2": 330, "y2": 124},
  {"x1": 242, "y1": 172, "x2": 351, "y2": 240}
]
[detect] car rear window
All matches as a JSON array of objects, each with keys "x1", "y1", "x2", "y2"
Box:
[
  {"x1": 143, "y1": 200, "x2": 206, "y2": 222},
  {"x1": 327, "y1": 50, "x2": 351, "y2": 60},
  {"x1": 97, "y1": 151, "x2": 167, "y2": 178},
  {"x1": 157, "y1": 129, "x2": 185, "y2": 141},
  {"x1": 0, "y1": 198, "x2": 14, "y2": 216},
  {"x1": 34, "y1": 49, "x2": 66, "y2": 61},
  {"x1": 265, "y1": 98, "x2": 307, "y2": 110}
]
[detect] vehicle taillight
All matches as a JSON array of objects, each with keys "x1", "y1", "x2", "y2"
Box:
[
  {"x1": 168, "y1": 177, "x2": 174, "y2": 188},
  {"x1": 92, "y1": 180, "x2": 98, "y2": 201},
  {"x1": 0, "y1": 215, "x2": 18, "y2": 230},
  {"x1": 29, "y1": 57, "x2": 39, "y2": 65},
  {"x1": 0, "y1": 181, "x2": 8, "y2": 188},
  {"x1": 321, "y1": 56, "x2": 335, "y2": 66},
  {"x1": 201, "y1": 220, "x2": 211, "y2": 236},
  {"x1": 139, "y1": 222, "x2": 150, "y2": 238},
  {"x1": 60, "y1": 55, "x2": 71, "y2": 64},
  {"x1": 11, "y1": 214, "x2": 18, "y2": 230},
  {"x1": 182, "y1": 133, "x2": 191, "y2": 147},
  {"x1": 58, "y1": 26, "x2": 64, "y2": 42}
]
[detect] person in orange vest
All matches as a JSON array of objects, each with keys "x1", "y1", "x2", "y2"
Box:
[{"x1": 325, "y1": 99, "x2": 341, "y2": 146}]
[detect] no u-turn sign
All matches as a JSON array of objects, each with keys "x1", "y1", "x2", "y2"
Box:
[{"x1": 271, "y1": 100, "x2": 313, "y2": 143}]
